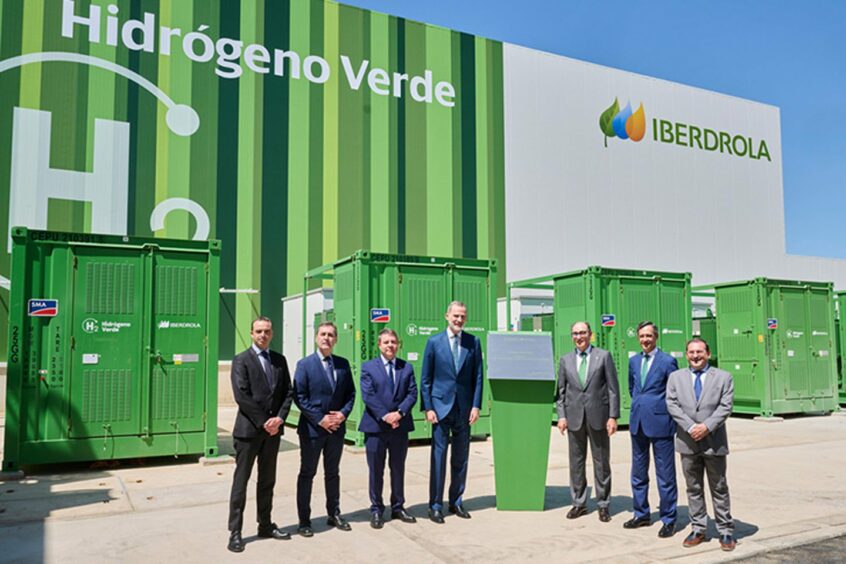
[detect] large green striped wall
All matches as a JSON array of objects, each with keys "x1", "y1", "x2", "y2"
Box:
[{"x1": 0, "y1": 0, "x2": 506, "y2": 358}]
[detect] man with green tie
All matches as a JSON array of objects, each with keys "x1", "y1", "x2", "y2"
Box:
[{"x1": 556, "y1": 321, "x2": 620, "y2": 523}]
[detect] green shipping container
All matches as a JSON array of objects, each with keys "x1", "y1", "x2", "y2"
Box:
[
  {"x1": 510, "y1": 266, "x2": 691, "y2": 426},
  {"x1": 3, "y1": 227, "x2": 220, "y2": 470},
  {"x1": 713, "y1": 278, "x2": 838, "y2": 416},
  {"x1": 294, "y1": 251, "x2": 497, "y2": 447},
  {"x1": 832, "y1": 292, "x2": 846, "y2": 405}
]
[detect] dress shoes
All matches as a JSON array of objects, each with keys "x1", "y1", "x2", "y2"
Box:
[
  {"x1": 598, "y1": 507, "x2": 611, "y2": 522},
  {"x1": 623, "y1": 516, "x2": 650, "y2": 529},
  {"x1": 719, "y1": 534, "x2": 737, "y2": 551},
  {"x1": 448, "y1": 504, "x2": 471, "y2": 519},
  {"x1": 297, "y1": 523, "x2": 314, "y2": 538},
  {"x1": 428, "y1": 509, "x2": 445, "y2": 524},
  {"x1": 370, "y1": 512, "x2": 384, "y2": 529},
  {"x1": 658, "y1": 522, "x2": 676, "y2": 538},
  {"x1": 682, "y1": 531, "x2": 707, "y2": 548},
  {"x1": 327, "y1": 514, "x2": 352, "y2": 531},
  {"x1": 566, "y1": 506, "x2": 588, "y2": 519},
  {"x1": 227, "y1": 531, "x2": 245, "y2": 553},
  {"x1": 391, "y1": 508, "x2": 417, "y2": 523},
  {"x1": 257, "y1": 523, "x2": 291, "y2": 540}
]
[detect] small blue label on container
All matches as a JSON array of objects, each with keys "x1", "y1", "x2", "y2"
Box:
[
  {"x1": 371, "y1": 308, "x2": 391, "y2": 323},
  {"x1": 601, "y1": 314, "x2": 616, "y2": 327},
  {"x1": 28, "y1": 299, "x2": 58, "y2": 317}
]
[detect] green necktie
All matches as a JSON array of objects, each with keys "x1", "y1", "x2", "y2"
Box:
[
  {"x1": 578, "y1": 351, "x2": 588, "y2": 387},
  {"x1": 640, "y1": 354, "x2": 650, "y2": 387}
]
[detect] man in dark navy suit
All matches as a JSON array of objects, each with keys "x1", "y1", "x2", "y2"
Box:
[
  {"x1": 359, "y1": 328, "x2": 418, "y2": 529},
  {"x1": 420, "y1": 301, "x2": 484, "y2": 524},
  {"x1": 624, "y1": 321, "x2": 679, "y2": 538},
  {"x1": 227, "y1": 316, "x2": 294, "y2": 553},
  {"x1": 293, "y1": 321, "x2": 356, "y2": 537}
]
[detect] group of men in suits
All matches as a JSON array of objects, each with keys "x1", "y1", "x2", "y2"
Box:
[
  {"x1": 556, "y1": 320, "x2": 736, "y2": 551},
  {"x1": 226, "y1": 301, "x2": 484, "y2": 551},
  {"x1": 225, "y1": 311, "x2": 735, "y2": 553}
]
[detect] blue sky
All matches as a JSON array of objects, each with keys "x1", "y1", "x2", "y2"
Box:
[{"x1": 341, "y1": 0, "x2": 845, "y2": 259}]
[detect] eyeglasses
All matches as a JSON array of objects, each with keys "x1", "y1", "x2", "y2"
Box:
[{"x1": 571, "y1": 331, "x2": 589, "y2": 336}]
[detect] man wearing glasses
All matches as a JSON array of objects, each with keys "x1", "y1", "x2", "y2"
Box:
[{"x1": 556, "y1": 321, "x2": 620, "y2": 523}]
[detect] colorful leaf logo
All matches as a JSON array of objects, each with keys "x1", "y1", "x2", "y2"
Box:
[{"x1": 599, "y1": 98, "x2": 646, "y2": 146}]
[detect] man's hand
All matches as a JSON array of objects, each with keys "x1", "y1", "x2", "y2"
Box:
[
  {"x1": 690, "y1": 423, "x2": 709, "y2": 441},
  {"x1": 382, "y1": 411, "x2": 402, "y2": 426},
  {"x1": 468, "y1": 407, "x2": 480, "y2": 425},
  {"x1": 263, "y1": 417, "x2": 283, "y2": 436},
  {"x1": 319, "y1": 415, "x2": 337, "y2": 432},
  {"x1": 606, "y1": 418, "x2": 617, "y2": 437},
  {"x1": 557, "y1": 418, "x2": 568, "y2": 434},
  {"x1": 426, "y1": 410, "x2": 439, "y2": 424}
]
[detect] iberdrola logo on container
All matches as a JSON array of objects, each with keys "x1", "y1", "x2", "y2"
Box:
[{"x1": 599, "y1": 98, "x2": 645, "y2": 147}]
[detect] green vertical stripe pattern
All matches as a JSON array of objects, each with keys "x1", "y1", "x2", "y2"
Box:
[{"x1": 0, "y1": 0, "x2": 507, "y2": 359}]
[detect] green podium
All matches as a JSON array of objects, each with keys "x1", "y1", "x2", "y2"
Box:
[{"x1": 487, "y1": 331, "x2": 556, "y2": 511}]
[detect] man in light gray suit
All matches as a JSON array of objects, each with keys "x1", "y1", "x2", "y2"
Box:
[
  {"x1": 556, "y1": 321, "x2": 620, "y2": 523},
  {"x1": 666, "y1": 337, "x2": 736, "y2": 552}
]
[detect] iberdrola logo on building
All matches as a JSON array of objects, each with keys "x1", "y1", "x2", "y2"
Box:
[{"x1": 599, "y1": 98, "x2": 646, "y2": 147}]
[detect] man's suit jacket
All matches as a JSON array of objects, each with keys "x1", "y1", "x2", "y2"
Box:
[
  {"x1": 420, "y1": 330, "x2": 484, "y2": 421},
  {"x1": 231, "y1": 347, "x2": 294, "y2": 439},
  {"x1": 293, "y1": 352, "x2": 356, "y2": 438},
  {"x1": 628, "y1": 349, "x2": 678, "y2": 438},
  {"x1": 556, "y1": 346, "x2": 621, "y2": 432},
  {"x1": 358, "y1": 357, "x2": 417, "y2": 434},
  {"x1": 666, "y1": 366, "x2": 734, "y2": 456}
]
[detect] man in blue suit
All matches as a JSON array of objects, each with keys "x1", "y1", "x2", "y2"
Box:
[
  {"x1": 359, "y1": 328, "x2": 418, "y2": 529},
  {"x1": 420, "y1": 301, "x2": 484, "y2": 524},
  {"x1": 624, "y1": 321, "x2": 679, "y2": 538},
  {"x1": 293, "y1": 322, "x2": 356, "y2": 537}
]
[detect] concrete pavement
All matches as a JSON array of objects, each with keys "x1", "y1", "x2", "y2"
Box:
[{"x1": 0, "y1": 408, "x2": 845, "y2": 563}]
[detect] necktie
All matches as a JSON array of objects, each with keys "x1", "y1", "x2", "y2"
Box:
[
  {"x1": 694, "y1": 370, "x2": 703, "y2": 401},
  {"x1": 640, "y1": 354, "x2": 650, "y2": 387},
  {"x1": 259, "y1": 350, "x2": 273, "y2": 388},
  {"x1": 578, "y1": 351, "x2": 588, "y2": 387},
  {"x1": 325, "y1": 356, "x2": 336, "y2": 391},
  {"x1": 451, "y1": 335, "x2": 460, "y2": 371},
  {"x1": 387, "y1": 361, "x2": 396, "y2": 391}
]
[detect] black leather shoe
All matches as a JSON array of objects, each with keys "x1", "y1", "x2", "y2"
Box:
[
  {"x1": 391, "y1": 509, "x2": 417, "y2": 523},
  {"x1": 719, "y1": 534, "x2": 736, "y2": 551},
  {"x1": 598, "y1": 507, "x2": 611, "y2": 522},
  {"x1": 370, "y1": 512, "x2": 384, "y2": 529},
  {"x1": 327, "y1": 514, "x2": 352, "y2": 531},
  {"x1": 566, "y1": 505, "x2": 588, "y2": 519},
  {"x1": 227, "y1": 531, "x2": 245, "y2": 553},
  {"x1": 428, "y1": 509, "x2": 445, "y2": 524},
  {"x1": 683, "y1": 531, "x2": 706, "y2": 548},
  {"x1": 623, "y1": 516, "x2": 651, "y2": 529},
  {"x1": 297, "y1": 523, "x2": 314, "y2": 538},
  {"x1": 448, "y1": 504, "x2": 471, "y2": 519},
  {"x1": 257, "y1": 523, "x2": 291, "y2": 540},
  {"x1": 658, "y1": 522, "x2": 676, "y2": 538}
]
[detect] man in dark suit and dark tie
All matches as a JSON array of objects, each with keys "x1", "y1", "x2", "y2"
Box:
[
  {"x1": 359, "y1": 328, "x2": 418, "y2": 529},
  {"x1": 666, "y1": 337, "x2": 736, "y2": 551},
  {"x1": 420, "y1": 300, "x2": 484, "y2": 524},
  {"x1": 227, "y1": 316, "x2": 294, "y2": 553},
  {"x1": 624, "y1": 321, "x2": 679, "y2": 538},
  {"x1": 556, "y1": 321, "x2": 620, "y2": 523},
  {"x1": 293, "y1": 321, "x2": 356, "y2": 537}
]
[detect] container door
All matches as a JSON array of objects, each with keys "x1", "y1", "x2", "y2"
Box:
[
  {"x1": 397, "y1": 265, "x2": 449, "y2": 438},
  {"x1": 332, "y1": 264, "x2": 357, "y2": 365},
  {"x1": 453, "y1": 268, "x2": 493, "y2": 417},
  {"x1": 807, "y1": 289, "x2": 835, "y2": 398},
  {"x1": 716, "y1": 286, "x2": 760, "y2": 406},
  {"x1": 780, "y1": 289, "x2": 809, "y2": 400},
  {"x1": 147, "y1": 250, "x2": 209, "y2": 434},
  {"x1": 617, "y1": 277, "x2": 655, "y2": 411},
  {"x1": 68, "y1": 248, "x2": 145, "y2": 438}
]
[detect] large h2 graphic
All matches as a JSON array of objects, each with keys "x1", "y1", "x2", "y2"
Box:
[{"x1": 1, "y1": 52, "x2": 208, "y2": 258}]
